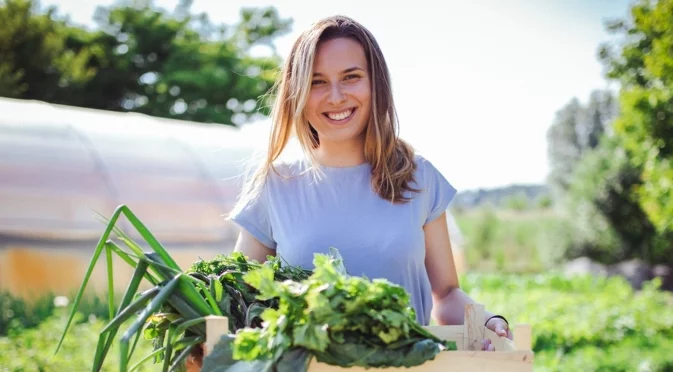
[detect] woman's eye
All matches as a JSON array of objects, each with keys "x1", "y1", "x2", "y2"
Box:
[
  {"x1": 345, "y1": 74, "x2": 360, "y2": 80},
  {"x1": 311, "y1": 80, "x2": 325, "y2": 85}
]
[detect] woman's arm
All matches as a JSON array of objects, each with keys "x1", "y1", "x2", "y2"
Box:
[
  {"x1": 233, "y1": 229, "x2": 276, "y2": 263},
  {"x1": 424, "y1": 212, "x2": 510, "y2": 339},
  {"x1": 424, "y1": 211, "x2": 490, "y2": 324}
]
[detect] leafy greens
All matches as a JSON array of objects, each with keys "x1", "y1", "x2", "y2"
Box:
[{"x1": 202, "y1": 248, "x2": 456, "y2": 371}]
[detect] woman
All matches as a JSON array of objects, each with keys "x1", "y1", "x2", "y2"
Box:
[{"x1": 231, "y1": 14, "x2": 511, "y2": 350}]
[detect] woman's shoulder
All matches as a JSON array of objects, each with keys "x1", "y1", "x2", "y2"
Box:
[
  {"x1": 412, "y1": 152, "x2": 444, "y2": 182},
  {"x1": 410, "y1": 151, "x2": 458, "y2": 223},
  {"x1": 413, "y1": 152, "x2": 432, "y2": 168},
  {"x1": 411, "y1": 151, "x2": 457, "y2": 196}
]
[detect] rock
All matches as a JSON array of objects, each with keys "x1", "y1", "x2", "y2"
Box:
[
  {"x1": 653, "y1": 265, "x2": 673, "y2": 292},
  {"x1": 563, "y1": 257, "x2": 672, "y2": 293},
  {"x1": 564, "y1": 257, "x2": 608, "y2": 277},
  {"x1": 608, "y1": 259, "x2": 654, "y2": 290}
]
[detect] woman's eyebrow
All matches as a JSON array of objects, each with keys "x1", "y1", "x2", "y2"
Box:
[{"x1": 312, "y1": 66, "x2": 365, "y2": 77}]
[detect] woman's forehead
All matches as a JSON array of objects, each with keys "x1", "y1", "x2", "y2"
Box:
[{"x1": 313, "y1": 38, "x2": 367, "y2": 73}]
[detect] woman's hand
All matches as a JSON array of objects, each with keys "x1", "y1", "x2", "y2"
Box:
[{"x1": 481, "y1": 317, "x2": 513, "y2": 351}]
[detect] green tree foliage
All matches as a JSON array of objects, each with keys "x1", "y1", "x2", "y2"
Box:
[
  {"x1": 0, "y1": 0, "x2": 291, "y2": 125},
  {"x1": 564, "y1": 136, "x2": 673, "y2": 265},
  {"x1": 599, "y1": 0, "x2": 673, "y2": 233},
  {"x1": 0, "y1": 0, "x2": 93, "y2": 98}
]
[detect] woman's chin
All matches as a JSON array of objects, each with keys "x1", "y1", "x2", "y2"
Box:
[{"x1": 319, "y1": 127, "x2": 367, "y2": 144}]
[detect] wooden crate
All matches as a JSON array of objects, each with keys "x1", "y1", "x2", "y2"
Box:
[{"x1": 203, "y1": 304, "x2": 534, "y2": 371}]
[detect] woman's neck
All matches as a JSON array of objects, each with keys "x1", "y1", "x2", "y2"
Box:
[{"x1": 313, "y1": 137, "x2": 366, "y2": 168}]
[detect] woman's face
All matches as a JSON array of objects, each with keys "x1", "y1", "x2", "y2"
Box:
[{"x1": 304, "y1": 37, "x2": 371, "y2": 147}]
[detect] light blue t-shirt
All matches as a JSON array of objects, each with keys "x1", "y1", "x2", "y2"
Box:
[{"x1": 229, "y1": 153, "x2": 457, "y2": 325}]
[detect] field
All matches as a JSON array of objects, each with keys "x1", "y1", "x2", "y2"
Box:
[
  {"x1": 452, "y1": 207, "x2": 571, "y2": 274},
  {"x1": 2, "y1": 207, "x2": 671, "y2": 371}
]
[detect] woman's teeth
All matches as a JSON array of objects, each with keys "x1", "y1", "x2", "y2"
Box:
[{"x1": 326, "y1": 109, "x2": 353, "y2": 121}]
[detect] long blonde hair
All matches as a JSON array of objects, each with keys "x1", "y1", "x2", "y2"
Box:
[{"x1": 233, "y1": 15, "x2": 419, "y2": 213}]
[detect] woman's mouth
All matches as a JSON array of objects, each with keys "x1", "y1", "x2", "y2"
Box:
[{"x1": 323, "y1": 108, "x2": 356, "y2": 124}]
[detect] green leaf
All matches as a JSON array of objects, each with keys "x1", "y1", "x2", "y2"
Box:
[
  {"x1": 275, "y1": 348, "x2": 312, "y2": 372},
  {"x1": 314, "y1": 338, "x2": 443, "y2": 368},
  {"x1": 203, "y1": 335, "x2": 275, "y2": 372},
  {"x1": 245, "y1": 303, "x2": 267, "y2": 327},
  {"x1": 292, "y1": 323, "x2": 330, "y2": 352},
  {"x1": 242, "y1": 265, "x2": 279, "y2": 300},
  {"x1": 327, "y1": 246, "x2": 348, "y2": 275},
  {"x1": 211, "y1": 276, "x2": 223, "y2": 303}
]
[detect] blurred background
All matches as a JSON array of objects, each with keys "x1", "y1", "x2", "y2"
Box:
[{"x1": 1, "y1": 0, "x2": 672, "y2": 371}]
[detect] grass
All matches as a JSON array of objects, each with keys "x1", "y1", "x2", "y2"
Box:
[
  {"x1": 460, "y1": 272, "x2": 673, "y2": 372},
  {"x1": 0, "y1": 308, "x2": 157, "y2": 371}
]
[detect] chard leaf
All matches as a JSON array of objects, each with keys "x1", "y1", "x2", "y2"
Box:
[
  {"x1": 314, "y1": 338, "x2": 443, "y2": 368},
  {"x1": 201, "y1": 335, "x2": 273, "y2": 372},
  {"x1": 293, "y1": 323, "x2": 330, "y2": 352},
  {"x1": 245, "y1": 303, "x2": 267, "y2": 327},
  {"x1": 201, "y1": 336, "x2": 312, "y2": 372},
  {"x1": 276, "y1": 348, "x2": 312, "y2": 372},
  {"x1": 232, "y1": 328, "x2": 267, "y2": 361}
]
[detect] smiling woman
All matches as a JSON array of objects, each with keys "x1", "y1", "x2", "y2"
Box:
[{"x1": 224, "y1": 14, "x2": 512, "y2": 358}]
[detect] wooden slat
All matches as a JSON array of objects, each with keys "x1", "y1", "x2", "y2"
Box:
[
  {"x1": 423, "y1": 325, "x2": 463, "y2": 341},
  {"x1": 205, "y1": 316, "x2": 229, "y2": 357},
  {"x1": 424, "y1": 324, "x2": 513, "y2": 352},
  {"x1": 464, "y1": 303, "x2": 485, "y2": 351},
  {"x1": 309, "y1": 351, "x2": 534, "y2": 372},
  {"x1": 514, "y1": 325, "x2": 532, "y2": 351}
]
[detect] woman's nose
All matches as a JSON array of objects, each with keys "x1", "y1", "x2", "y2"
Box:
[{"x1": 327, "y1": 84, "x2": 346, "y2": 105}]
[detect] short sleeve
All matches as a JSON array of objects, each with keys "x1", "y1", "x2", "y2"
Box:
[
  {"x1": 228, "y1": 180, "x2": 277, "y2": 249},
  {"x1": 421, "y1": 157, "x2": 458, "y2": 225}
]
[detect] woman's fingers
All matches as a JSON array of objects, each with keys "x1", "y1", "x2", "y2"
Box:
[
  {"x1": 481, "y1": 338, "x2": 493, "y2": 351},
  {"x1": 494, "y1": 321, "x2": 514, "y2": 340}
]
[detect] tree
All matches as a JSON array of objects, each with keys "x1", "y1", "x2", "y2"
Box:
[
  {"x1": 546, "y1": 90, "x2": 618, "y2": 198},
  {"x1": 563, "y1": 135, "x2": 673, "y2": 265},
  {"x1": 599, "y1": 0, "x2": 673, "y2": 234},
  {"x1": 0, "y1": 0, "x2": 292, "y2": 126},
  {"x1": 0, "y1": 0, "x2": 92, "y2": 99},
  {"x1": 582, "y1": 90, "x2": 619, "y2": 148}
]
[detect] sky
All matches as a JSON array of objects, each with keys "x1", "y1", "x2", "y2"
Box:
[{"x1": 40, "y1": 0, "x2": 634, "y2": 191}]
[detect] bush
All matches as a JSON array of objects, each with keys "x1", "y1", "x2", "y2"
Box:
[
  {"x1": 0, "y1": 310, "x2": 156, "y2": 371},
  {"x1": 503, "y1": 192, "x2": 530, "y2": 211},
  {"x1": 563, "y1": 136, "x2": 673, "y2": 266},
  {"x1": 0, "y1": 291, "x2": 117, "y2": 336},
  {"x1": 0, "y1": 291, "x2": 55, "y2": 336},
  {"x1": 536, "y1": 194, "x2": 553, "y2": 209}
]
